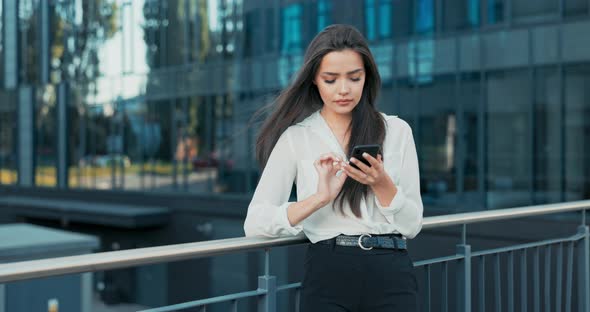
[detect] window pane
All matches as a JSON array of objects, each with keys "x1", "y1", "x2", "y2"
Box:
[
  {"x1": 0, "y1": 0, "x2": 3, "y2": 86},
  {"x1": 533, "y1": 67, "x2": 562, "y2": 203},
  {"x1": 417, "y1": 75, "x2": 457, "y2": 206},
  {"x1": 318, "y1": 0, "x2": 332, "y2": 32},
  {"x1": 243, "y1": 10, "x2": 260, "y2": 57},
  {"x1": 19, "y1": 0, "x2": 40, "y2": 84},
  {"x1": 396, "y1": 79, "x2": 416, "y2": 126},
  {"x1": 0, "y1": 91, "x2": 17, "y2": 185},
  {"x1": 460, "y1": 72, "x2": 481, "y2": 201},
  {"x1": 486, "y1": 69, "x2": 532, "y2": 208},
  {"x1": 565, "y1": 64, "x2": 590, "y2": 201},
  {"x1": 487, "y1": 0, "x2": 505, "y2": 24},
  {"x1": 365, "y1": 0, "x2": 392, "y2": 40},
  {"x1": 139, "y1": 100, "x2": 167, "y2": 191},
  {"x1": 443, "y1": 0, "x2": 480, "y2": 32},
  {"x1": 281, "y1": 4, "x2": 303, "y2": 55},
  {"x1": 265, "y1": 8, "x2": 276, "y2": 52},
  {"x1": 35, "y1": 85, "x2": 57, "y2": 187},
  {"x1": 564, "y1": 0, "x2": 589, "y2": 17},
  {"x1": 392, "y1": 0, "x2": 413, "y2": 39},
  {"x1": 379, "y1": 0, "x2": 392, "y2": 39},
  {"x1": 365, "y1": 0, "x2": 377, "y2": 41},
  {"x1": 513, "y1": 0, "x2": 559, "y2": 19},
  {"x1": 415, "y1": 0, "x2": 435, "y2": 34}
]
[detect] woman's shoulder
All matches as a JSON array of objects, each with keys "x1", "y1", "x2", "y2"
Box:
[
  {"x1": 279, "y1": 122, "x2": 306, "y2": 140},
  {"x1": 380, "y1": 112, "x2": 412, "y2": 133},
  {"x1": 287, "y1": 111, "x2": 319, "y2": 135}
]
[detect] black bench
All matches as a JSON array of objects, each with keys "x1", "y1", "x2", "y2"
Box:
[{"x1": 0, "y1": 196, "x2": 170, "y2": 229}]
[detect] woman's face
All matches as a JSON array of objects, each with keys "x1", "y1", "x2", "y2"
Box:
[{"x1": 314, "y1": 49, "x2": 366, "y2": 116}]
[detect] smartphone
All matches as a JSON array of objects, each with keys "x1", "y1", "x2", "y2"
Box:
[{"x1": 349, "y1": 144, "x2": 381, "y2": 170}]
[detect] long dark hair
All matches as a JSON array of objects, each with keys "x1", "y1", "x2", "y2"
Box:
[{"x1": 255, "y1": 24, "x2": 386, "y2": 217}]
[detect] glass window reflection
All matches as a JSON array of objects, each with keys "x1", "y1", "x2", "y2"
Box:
[
  {"x1": 0, "y1": 0, "x2": 588, "y2": 209},
  {"x1": 415, "y1": 0, "x2": 435, "y2": 35},
  {"x1": 281, "y1": 3, "x2": 303, "y2": 55},
  {"x1": 318, "y1": 0, "x2": 332, "y2": 32},
  {"x1": 0, "y1": 93, "x2": 17, "y2": 185},
  {"x1": 443, "y1": 0, "x2": 480, "y2": 32},
  {"x1": 486, "y1": 69, "x2": 532, "y2": 208},
  {"x1": 565, "y1": 64, "x2": 590, "y2": 202},
  {"x1": 486, "y1": 0, "x2": 505, "y2": 24},
  {"x1": 416, "y1": 75, "x2": 457, "y2": 206}
]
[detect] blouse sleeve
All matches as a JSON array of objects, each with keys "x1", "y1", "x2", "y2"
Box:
[
  {"x1": 243, "y1": 129, "x2": 303, "y2": 237},
  {"x1": 375, "y1": 125, "x2": 424, "y2": 239}
]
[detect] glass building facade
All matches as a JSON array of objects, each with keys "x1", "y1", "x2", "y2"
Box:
[{"x1": 1, "y1": 0, "x2": 589, "y2": 211}]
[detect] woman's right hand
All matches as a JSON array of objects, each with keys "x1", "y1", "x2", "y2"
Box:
[{"x1": 314, "y1": 153, "x2": 348, "y2": 206}]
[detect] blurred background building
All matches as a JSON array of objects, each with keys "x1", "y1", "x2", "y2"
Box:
[
  {"x1": 0, "y1": 0, "x2": 589, "y2": 310},
  {"x1": 2, "y1": 0, "x2": 589, "y2": 208}
]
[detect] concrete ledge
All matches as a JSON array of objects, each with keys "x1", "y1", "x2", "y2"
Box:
[{"x1": 0, "y1": 196, "x2": 170, "y2": 229}]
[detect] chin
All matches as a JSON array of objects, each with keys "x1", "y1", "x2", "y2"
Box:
[
  {"x1": 335, "y1": 105, "x2": 356, "y2": 115},
  {"x1": 325, "y1": 104, "x2": 357, "y2": 115}
]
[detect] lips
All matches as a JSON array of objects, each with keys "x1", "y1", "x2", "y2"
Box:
[{"x1": 334, "y1": 99, "x2": 353, "y2": 105}]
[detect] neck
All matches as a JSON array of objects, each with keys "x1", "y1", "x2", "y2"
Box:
[{"x1": 320, "y1": 108, "x2": 352, "y2": 131}]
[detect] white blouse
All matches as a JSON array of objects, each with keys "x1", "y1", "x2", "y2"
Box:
[{"x1": 244, "y1": 110, "x2": 423, "y2": 243}]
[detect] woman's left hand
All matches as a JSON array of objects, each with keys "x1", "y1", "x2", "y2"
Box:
[{"x1": 342, "y1": 153, "x2": 390, "y2": 188}]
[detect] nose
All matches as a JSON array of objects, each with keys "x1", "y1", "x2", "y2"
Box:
[{"x1": 338, "y1": 81, "x2": 350, "y2": 95}]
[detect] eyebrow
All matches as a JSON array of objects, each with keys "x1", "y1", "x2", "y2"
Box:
[{"x1": 321, "y1": 68, "x2": 364, "y2": 76}]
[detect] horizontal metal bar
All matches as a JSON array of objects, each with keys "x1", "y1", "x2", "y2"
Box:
[
  {"x1": 277, "y1": 282, "x2": 302, "y2": 292},
  {"x1": 0, "y1": 236, "x2": 308, "y2": 283},
  {"x1": 472, "y1": 233, "x2": 584, "y2": 257},
  {"x1": 0, "y1": 200, "x2": 588, "y2": 284},
  {"x1": 421, "y1": 200, "x2": 590, "y2": 229},
  {"x1": 414, "y1": 254, "x2": 465, "y2": 267},
  {"x1": 138, "y1": 289, "x2": 266, "y2": 312}
]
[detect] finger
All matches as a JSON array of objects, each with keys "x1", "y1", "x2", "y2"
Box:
[
  {"x1": 342, "y1": 162, "x2": 368, "y2": 183},
  {"x1": 320, "y1": 155, "x2": 345, "y2": 168},
  {"x1": 362, "y1": 153, "x2": 383, "y2": 176},
  {"x1": 362, "y1": 153, "x2": 381, "y2": 167},
  {"x1": 336, "y1": 170, "x2": 348, "y2": 185},
  {"x1": 330, "y1": 162, "x2": 343, "y2": 172},
  {"x1": 319, "y1": 157, "x2": 341, "y2": 167},
  {"x1": 315, "y1": 158, "x2": 330, "y2": 169},
  {"x1": 349, "y1": 157, "x2": 372, "y2": 174},
  {"x1": 318, "y1": 152, "x2": 342, "y2": 161},
  {"x1": 342, "y1": 161, "x2": 365, "y2": 176}
]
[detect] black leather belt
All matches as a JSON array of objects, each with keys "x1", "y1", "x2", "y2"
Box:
[{"x1": 317, "y1": 234, "x2": 407, "y2": 250}]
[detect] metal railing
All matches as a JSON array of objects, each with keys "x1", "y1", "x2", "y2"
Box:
[{"x1": 0, "y1": 200, "x2": 589, "y2": 311}]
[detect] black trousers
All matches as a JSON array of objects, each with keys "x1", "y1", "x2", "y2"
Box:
[{"x1": 300, "y1": 241, "x2": 419, "y2": 312}]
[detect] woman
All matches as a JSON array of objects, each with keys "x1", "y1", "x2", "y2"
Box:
[{"x1": 244, "y1": 24, "x2": 423, "y2": 311}]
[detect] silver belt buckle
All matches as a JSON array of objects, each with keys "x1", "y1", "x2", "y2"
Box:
[{"x1": 358, "y1": 234, "x2": 373, "y2": 250}]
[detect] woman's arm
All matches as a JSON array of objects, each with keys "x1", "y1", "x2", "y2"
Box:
[
  {"x1": 244, "y1": 130, "x2": 301, "y2": 237},
  {"x1": 341, "y1": 121, "x2": 423, "y2": 238},
  {"x1": 374, "y1": 125, "x2": 423, "y2": 238},
  {"x1": 244, "y1": 129, "x2": 347, "y2": 237},
  {"x1": 286, "y1": 193, "x2": 329, "y2": 226},
  {"x1": 288, "y1": 151, "x2": 348, "y2": 226},
  {"x1": 371, "y1": 173, "x2": 397, "y2": 207}
]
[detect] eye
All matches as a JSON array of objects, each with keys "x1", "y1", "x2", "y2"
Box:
[
  {"x1": 324, "y1": 80, "x2": 335, "y2": 84},
  {"x1": 351, "y1": 77, "x2": 361, "y2": 82}
]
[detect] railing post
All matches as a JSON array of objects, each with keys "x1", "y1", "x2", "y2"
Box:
[
  {"x1": 258, "y1": 249, "x2": 277, "y2": 312},
  {"x1": 577, "y1": 225, "x2": 589, "y2": 312},
  {"x1": 257, "y1": 275, "x2": 277, "y2": 312},
  {"x1": 0, "y1": 284, "x2": 4, "y2": 312},
  {"x1": 456, "y1": 244, "x2": 472, "y2": 312}
]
